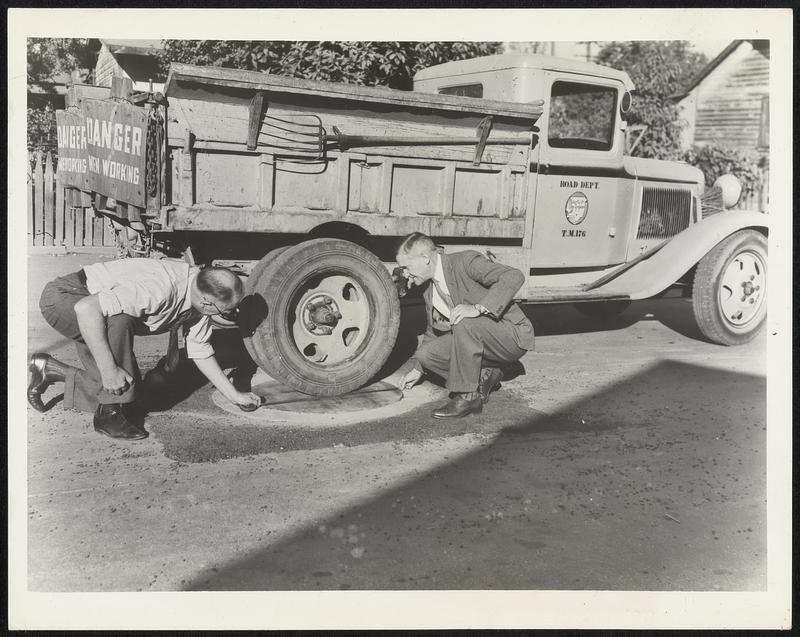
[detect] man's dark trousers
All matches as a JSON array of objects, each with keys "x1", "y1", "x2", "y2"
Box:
[
  {"x1": 39, "y1": 270, "x2": 140, "y2": 412},
  {"x1": 415, "y1": 316, "x2": 527, "y2": 394}
]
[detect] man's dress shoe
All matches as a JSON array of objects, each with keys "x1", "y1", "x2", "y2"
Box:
[
  {"x1": 478, "y1": 368, "x2": 503, "y2": 403},
  {"x1": 93, "y1": 404, "x2": 148, "y2": 440},
  {"x1": 431, "y1": 394, "x2": 483, "y2": 418},
  {"x1": 27, "y1": 353, "x2": 63, "y2": 412}
]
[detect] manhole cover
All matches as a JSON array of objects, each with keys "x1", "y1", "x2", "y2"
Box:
[{"x1": 211, "y1": 369, "x2": 444, "y2": 427}]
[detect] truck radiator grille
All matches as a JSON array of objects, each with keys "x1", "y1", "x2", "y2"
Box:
[{"x1": 637, "y1": 187, "x2": 692, "y2": 239}]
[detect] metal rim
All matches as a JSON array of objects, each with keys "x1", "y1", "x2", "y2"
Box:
[
  {"x1": 718, "y1": 248, "x2": 766, "y2": 329},
  {"x1": 289, "y1": 273, "x2": 370, "y2": 366}
]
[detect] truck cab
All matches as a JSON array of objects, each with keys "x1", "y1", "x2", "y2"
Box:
[{"x1": 415, "y1": 54, "x2": 704, "y2": 275}]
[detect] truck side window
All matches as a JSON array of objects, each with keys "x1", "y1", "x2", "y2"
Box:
[
  {"x1": 548, "y1": 81, "x2": 617, "y2": 151},
  {"x1": 438, "y1": 84, "x2": 483, "y2": 98}
]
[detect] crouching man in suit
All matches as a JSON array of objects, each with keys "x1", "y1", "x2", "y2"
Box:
[{"x1": 395, "y1": 232, "x2": 535, "y2": 418}]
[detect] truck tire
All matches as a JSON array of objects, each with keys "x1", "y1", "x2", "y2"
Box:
[
  {"x1": 692, "y1": 229, "x2": 767, "y2": 346},
  {"x1": 574, "y1": 300, "x2": 631, "y2": 320},
  {"x1": 241, "y1": 246, "x2": 294, "y2": 366},
  {"x1": 247, "y1": 238, "x2": 401, "y2": 396}
]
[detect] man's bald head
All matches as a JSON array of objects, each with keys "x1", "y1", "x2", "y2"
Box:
[{"x1": 196, "y1": 266, "x2": 244, "y2": 306}]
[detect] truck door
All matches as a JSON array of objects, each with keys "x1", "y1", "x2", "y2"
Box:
[{"x1": 529, "y1": 73, "x2": 630, "y2": 268}]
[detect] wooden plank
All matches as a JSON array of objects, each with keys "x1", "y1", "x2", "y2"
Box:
[
  {"x1": 93, "y1": 214, "x2": 105, "y2": 246},
  {"x1": 168, "y1": 205, "x2": 526, "y2": 239},
  {"x1": 257, "y1": 152, "x2": 274, "y2": 211},
  {"x1": 111, "y1": 75, "x2": 133, "y2": 100},
  {"x1": 379, "y1": 158, "x2": 394, "y2": 214},
  {"x1": 43, "y1": 153, "x2": 55, "y2": 246},
  {"x1": 246, "y1": 91, "x2": 266, "y2": 151},
  {"x1": 335, "y1": 154, "x2": 349, "y2": 216},
  {"x1": 104, "y1": 214, "x2": 116, "y2": 246},
  {"x1": 94, "y1": 193, "x2": 108, "y2": 212},
  {"x1": 27, "y1": 152, "x2": 34, "y2": 246},
  {"x1": 440, "y1": 163, "x2": 456, "y2": 217},
  {"x1": 33, "y1": 152, "x2": 44, "y2": 246},
  {"x1": 65, "y1": 206, "x2": 76, "y2": 246},
  {"x1": 55, "y1": 175, "x2": 65, "y2": 246},
  {"x1": 179, "y1": 130, "x2": 195, "y2": 206},
  {"x1": 84, "y1": 208, "x2": 94, "y2": 246},
  {"x1": 165, "y1": 63, "x2": 544, "y2": 121}
]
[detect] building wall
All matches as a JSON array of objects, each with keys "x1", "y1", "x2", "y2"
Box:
[
  {"x1": 94, "y1": 44, "x2": 130, "y2": 88},
  {"x1": 94, "y1": 44, "x2": 165, "y2": 93},
  {"x1": 679, "y1": 41, "x2": 769, "y2": 155}
]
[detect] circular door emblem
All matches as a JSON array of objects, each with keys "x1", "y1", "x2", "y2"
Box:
[{"x1": 565, "y1": 191, "x2": 589, "y2": 225}]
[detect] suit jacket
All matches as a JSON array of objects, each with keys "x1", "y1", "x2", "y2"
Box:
[{"x1": 422, "y1": 250, "x2": 535, "y2": 350}]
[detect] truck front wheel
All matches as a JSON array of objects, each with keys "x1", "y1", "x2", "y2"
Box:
[
  {"x1": 692, "y1": 229, "x2": 767, "y2": 346},
  {"x1": 244, "y1": 238, "x2": 401, "y2": 396}
]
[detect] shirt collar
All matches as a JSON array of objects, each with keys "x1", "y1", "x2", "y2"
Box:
[{"x1": 433, "y1": 252, "x2": 446, "y2": 286}]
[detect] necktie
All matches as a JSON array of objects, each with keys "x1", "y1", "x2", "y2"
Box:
[
  {"x1": 163, "y1": 307, "x2": 201, "y2": 373},
  {"x1": 432, "y1": 279, "x2": 454, "y2": 309}
]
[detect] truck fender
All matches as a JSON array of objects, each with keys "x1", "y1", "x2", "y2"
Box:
[{"x1": 597, "y1": 211, "x2": 768, "y2": 300}]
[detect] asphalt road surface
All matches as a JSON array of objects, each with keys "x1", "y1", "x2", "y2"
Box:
[{"x1": 23, "y1": 253, "x2": 767, "y2": 593}]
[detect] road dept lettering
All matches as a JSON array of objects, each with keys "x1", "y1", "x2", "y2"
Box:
[{"x1": 560, "y1": 180, "x2": 599, "y2": 189}]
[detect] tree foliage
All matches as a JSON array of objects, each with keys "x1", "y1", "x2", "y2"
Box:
[
  {"x1": 159, "y1": 40, "x2": 503, "y2": 89},
  {"x1": 27, "y1": 38, "x2": 94, "y2": 82},
  {"x1": 27, "y1": 38, "x2": 95, "y2": 157},
  {"x1": 682, "y1": 143, "x2": 761, "y2": 196},
  {"x1": 27, "y1": 104, "x2": 58, "y2": 155},
  {"x1": 595, "y1": 41, "x2": 708, "y2": 160}
]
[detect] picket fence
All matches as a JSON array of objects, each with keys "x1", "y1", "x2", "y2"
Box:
[
  {"x1": 27, "y1": 150, "x2": 769, "y2": 250},
  {"x1": 27, "y1": 151, "x2": 117, "y2": 249}
]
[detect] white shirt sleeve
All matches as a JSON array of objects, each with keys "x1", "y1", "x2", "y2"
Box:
[{"x1": 185, "y1": 316, "x2": 215, "y2": 359}]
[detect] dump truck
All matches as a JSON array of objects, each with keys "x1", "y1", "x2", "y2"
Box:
[{"x1": 55, "y1": 53, "x2": 768, "y2": 396}]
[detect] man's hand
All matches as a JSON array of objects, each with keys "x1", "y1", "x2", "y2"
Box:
[
  {"x1": 100, "y1": 365, "x2": 134, "y2": 395},
  {"x1": 231, "y1": 391, "x2": 262, "y2": 408},
  {"x1": 450, "y1": 303, "x2": 482, "y2": 325},
  {"x1": 399, "y1": 367, "x2": 423, "y2": 391}
]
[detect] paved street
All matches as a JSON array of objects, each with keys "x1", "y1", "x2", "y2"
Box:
[{"x1": 22, "y1": 252, "x2": 768, "y2": 593}]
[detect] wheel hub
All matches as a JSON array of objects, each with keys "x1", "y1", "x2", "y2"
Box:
[
  {"x1": 719, "y1": 250, "x2": 766, "y2": 327},
  {"x1": 302, "y1": 296, "x2": 342, "y2": 335},
  {"x1": 292, "y1": 275, "x2": 369, "y2": 365}
]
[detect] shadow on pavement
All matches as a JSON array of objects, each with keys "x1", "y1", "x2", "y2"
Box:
[
  {"x1": 179, "y1": 360, "x2": 766, "y2": 591},
  {"x1": 525, "y1": 296, "x2": 706, "y2": 342}
]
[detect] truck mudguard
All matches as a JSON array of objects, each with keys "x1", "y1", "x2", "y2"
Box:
[{"x1": 596, "y1": 211, "x2": 768, "y2": 300}]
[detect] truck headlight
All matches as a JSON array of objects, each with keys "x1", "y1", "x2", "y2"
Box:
[{"x1": 713, "y1": 174, "x2": 742, "y2": 208}]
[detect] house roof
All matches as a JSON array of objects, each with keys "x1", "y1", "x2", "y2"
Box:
[
  {"x1": 97, "y1": 39, "x2": 163, "y2": 57},
  {"x1": 672, "y1": 39, "x2": 770, "y2": 100}
]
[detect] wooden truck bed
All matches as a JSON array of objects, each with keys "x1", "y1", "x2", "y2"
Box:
[{"x1": 160, "y1": 63, "x2": 542, "y2": 241}]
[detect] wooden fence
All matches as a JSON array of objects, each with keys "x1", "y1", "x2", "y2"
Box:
[{"x1": 27, "y1": 151, "x2": 117, "y2": 249}]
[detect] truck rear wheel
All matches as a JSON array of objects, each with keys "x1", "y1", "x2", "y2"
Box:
[
  {"x1": 245, "y1": 238, "x2": 400, "y2": 396},
  {"x1": 241, "y1": 246, "x2": 293, "y2": 366},
  {"x1": 692, "y1": 229, "x2": 767, "y2": 346}
]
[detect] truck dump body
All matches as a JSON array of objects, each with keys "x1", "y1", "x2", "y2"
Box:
[{"x1": 162, "y1": 63, "x2": 542, "y2": 241}]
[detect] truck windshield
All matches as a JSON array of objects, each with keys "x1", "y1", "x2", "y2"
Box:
[{"x1": 548, "y1": 81, "x2": 617, "y2": 151}]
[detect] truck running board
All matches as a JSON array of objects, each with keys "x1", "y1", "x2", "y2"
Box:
[{"x1": 521, "y1": 288, "x2": 631, "y2": 304}]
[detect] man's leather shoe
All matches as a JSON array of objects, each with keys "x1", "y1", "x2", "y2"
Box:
[
  {"x1": 431, "y1": 394, "x2": 483, "y2": 418},
  {"x1": 93, "y1": 404, "x2": 148, "y2": 440},
  {"x1": 27, "y1": 353, "x2": 66, "y2": 412},
  {"x1": 478, "y1": 368, "x2": 503, "y2": 403}
]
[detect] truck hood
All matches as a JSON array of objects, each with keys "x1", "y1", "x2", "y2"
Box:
[{"x1": 623, "y1": 156, "x2": 704, "y2": 186}]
